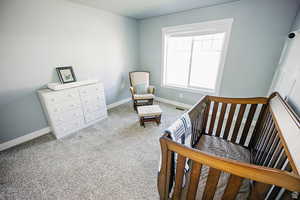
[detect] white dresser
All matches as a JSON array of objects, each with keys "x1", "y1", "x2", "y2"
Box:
[{"x1": 38, "y1": 82, "x2": 107, "y2": 138}]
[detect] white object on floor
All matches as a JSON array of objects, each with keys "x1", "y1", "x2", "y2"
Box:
[
  {"x1": 47, "y1": 79, "x2": 99, "y2": 91},
  {"x1": 38, "y1": 82, "x2": 107, "y2": 139},
  {"x1": 137, "y1": 105, "x2": 162, "y2": 117}
]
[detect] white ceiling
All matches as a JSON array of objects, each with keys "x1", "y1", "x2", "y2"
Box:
[{"x1": 68, "y1": 0, "x2": 239, "y2": 19}]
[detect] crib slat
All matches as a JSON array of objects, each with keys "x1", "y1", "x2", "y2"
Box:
[
  {"x1": 158, "y1": 137, "x2": 172, "y2": 200},
  {"x1": 240, "y1": 104, "x2": 257, "y2": 145},
  {"x1": 250, "y1": 182, "x2": 270, "y2": 199},
  {"x1": 223, "y1": 104, "x2": 237, "y2": 140},
  {"x1": 256, "y1": 123, "x2": 275, "y2": 163},
  {"x1": 187, "y1": 162, "x2": 202, "y2": 200},
  {"x1": 231, "y1": 104, "x2": 247, "y2": 143},
  {"x1": 249, "y1": 104, "x2": 267, "y2": 148},
  {"x1": 262, "y1": 135, "x2": 280, "y2": 166},
  {"x1": 208, "y1": 102, "x2": 219, "y2": 135},
  {"x1": 254, "y1": 114, "x2": 273, "y2": 162},
  {"x1": 265, "y1": 161, "x2": 290, "y2": 200},
  {"x1": 255, "y1": 120, "x2": 275, "y2": 163},
  {"x1": 173, "y1": 154, "x2": 186, "y2": 200},
  {"x1": 202, "y1": 168, "x2": 221, "y2": 200},
  {"x1": 222, "y1": 174, "x2": 243, "y2": 199},
  {"x1": 258, "y1": 128, "x2": 277, "y2": 165},
  {"x1": 255, "y1": 111, "x2": 272, "y2": 150},
  {"x1": 202, "y1": 101, "x2": 211, "y2": 134},
  {"x1": 267, "y1": 145, "x2": 283, "y2": 168},
  {"x1": 216, "y1": 103, "x2": 227, "y2": 137},
  {"x1": 260, "y1": 115, "x2": 274, "y2": 145},
  {"x1": 266, "y1": 185, "x2": 282, "y2": 200},
  {"x1": 192, "y1": 119, "x2": 198, "y2": 146},
  {"x1": 275, "y1": 152, "x2": 287, "y2": 169}
]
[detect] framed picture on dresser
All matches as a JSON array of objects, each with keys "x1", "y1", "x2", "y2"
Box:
[{"x1": 56, "y1": 66, "x2": 77, "y2": 84}]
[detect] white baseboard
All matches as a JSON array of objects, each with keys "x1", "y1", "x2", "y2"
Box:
[
  {"x1": 106, "y1": 96, "x2": 192, "y2": 110},
  {"x1": 0, "y1": 98, "x2": 131, "y2": 151},
  {"x1": 0, "y1": 127, "x2": 51, "y2": 152},
  {"x1": 107, "y1": 98, "x2": 131, "y2": 109},
  {"x1": 155, "y1": 97, "x2": 193, "y2": 109}
]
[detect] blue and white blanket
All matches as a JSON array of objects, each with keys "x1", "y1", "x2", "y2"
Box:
[
  {"x1": 160, "y1": 113, "x2": 192, "y2": 195},
  {"x1": 165, "y1": 113, "x2": 192, "y2": 147}
]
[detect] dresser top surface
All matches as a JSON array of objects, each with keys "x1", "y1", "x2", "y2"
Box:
[{"x1": 38, "y1": 82, "x2": 103, "y2": 94}]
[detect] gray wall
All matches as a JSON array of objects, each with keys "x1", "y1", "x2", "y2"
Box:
[
  {"x1": 292, "y1": 7, "x2": 300, "y2": 31},
  {"x1": 0, "y1": 0, "x2": 139, "y2": 143},
  {"x1": 139, "y1": 0, "x2": 300, "y2": 105}
]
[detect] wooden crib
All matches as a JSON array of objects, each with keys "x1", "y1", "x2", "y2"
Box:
[{"x1": 158, "y1": 92, "x2": 300, "y2": 200}]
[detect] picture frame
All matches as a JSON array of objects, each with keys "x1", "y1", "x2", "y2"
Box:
[{"x1": 56, "y1": 66, "x2": 77, "y2": 84}]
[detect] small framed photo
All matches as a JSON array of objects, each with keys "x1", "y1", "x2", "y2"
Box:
[{"x1": 56, "y1": 66, "x2": 77, "y2": 84}]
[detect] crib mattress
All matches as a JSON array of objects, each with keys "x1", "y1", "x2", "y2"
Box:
[{"x1": 181, "y1": 135, "x2": 251, "y2": 200}]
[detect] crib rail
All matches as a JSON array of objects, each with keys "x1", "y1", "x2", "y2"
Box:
[
  {"x1": 158, "y1": 134, "x2": 300, "y2": 200},
  {"x1": 188, "y1": 96, "x2": 269, "y2": 148}
]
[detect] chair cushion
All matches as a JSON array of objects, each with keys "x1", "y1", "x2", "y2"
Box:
[
  {"x1": 133, "y1": 94, "x2": 154, "y2": 100},
  {"x1": 180, "y1": 135, "x2": 250, "y2": 199},
  {"x1": 134, "y1": 83, "x2": 148, "y2": 94},
  {"x1": 137, "y1": 105, "x2": 162, "y2": 117}
]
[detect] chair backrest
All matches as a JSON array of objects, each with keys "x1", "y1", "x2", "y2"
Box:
[{"x1": 129, "y1": 71, "x2": 150, "y2": 87}]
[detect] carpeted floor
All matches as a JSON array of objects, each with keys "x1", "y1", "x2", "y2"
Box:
[{"x1": 0, "y1": 101, "x2": 185, "y2": 200}]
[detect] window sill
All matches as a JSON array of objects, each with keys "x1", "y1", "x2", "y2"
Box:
[{"x1": 162, "y1": 84, "x2": 217, "y2": 95}]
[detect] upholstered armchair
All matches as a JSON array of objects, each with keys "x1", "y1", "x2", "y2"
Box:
[{"x1": 129, "y1": 71, "x2": 155, "y2": 111}]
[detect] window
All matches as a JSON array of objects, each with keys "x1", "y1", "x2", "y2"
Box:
[{"x1": 162, "y1": 19, "x2": 233, "y2": 94}]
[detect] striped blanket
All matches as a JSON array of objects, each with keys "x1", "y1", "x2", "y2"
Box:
[
  {"x1": 165, "y1": 112, "x2": 192, "y2": 147},
  {"x1": 162, "y1": 113, "x2": 192, "y2": 196}
]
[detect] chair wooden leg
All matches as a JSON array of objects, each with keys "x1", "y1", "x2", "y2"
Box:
[
  {"x1": 133, "y1": 100, "x2": 137, "y2": 111},
  {"x1": 156, "y1": 115, "x2": 161, "y2": 125},
  {"x1": 149, "y1": 99, "x2": 154, "y2": 105},
  {"x1": 140, "y1": 117, "x2": 145, "y2": 128}
]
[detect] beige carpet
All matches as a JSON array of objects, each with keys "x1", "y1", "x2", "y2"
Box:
[{"x1": 0, "y1": 101, "x2": 185, "y2": 200}]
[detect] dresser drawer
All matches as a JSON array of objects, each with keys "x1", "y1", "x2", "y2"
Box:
[
  {"x1": 43, "y1": 92, "x2": 62, "y2": 105},
  {"x1": 54, "y1": 118, "x2": 84, "y2": 136},
  {"x1": 85, "y1": 109, "x2": 107, "y2": 123},
  {"x1": 81, "y1": 94, "x2": 105, "y2": 107},
  {"x1": 43, "y1": 89, "x2": 79, "y2": 105},
  {"x1": 78, "y1": 83, "x2": 104, "y2": 98},
  {"x1": 51, "y1": 108, "x2": 83, "y2": 126},
  {"x1": 82, "y1": 101, "x2": 106, "y2": 113},
  {"x1": 47, "y1": 100, "x2": 81, "y2": 115}
]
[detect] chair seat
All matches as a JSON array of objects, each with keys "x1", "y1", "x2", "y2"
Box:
[
  {"x1": 134, "y1": 94, "x2": 155, "y2": 100},
  {"x1": 137, "y1": 105, "x2": 162, "y2": 117}
]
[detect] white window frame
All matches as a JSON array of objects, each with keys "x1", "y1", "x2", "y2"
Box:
[{"x1": 161, "y1": 18, "x2": 233, "y2": 95}]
